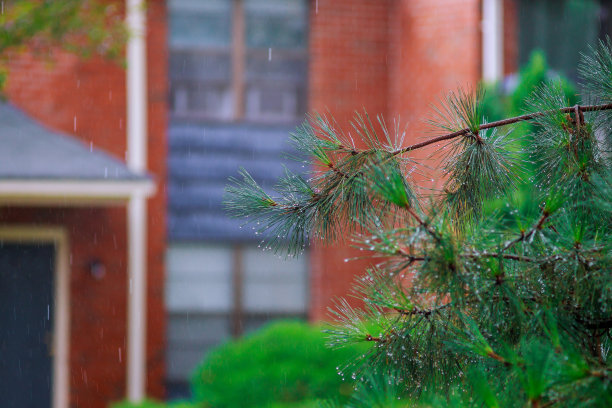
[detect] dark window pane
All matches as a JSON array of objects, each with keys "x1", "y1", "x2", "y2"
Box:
[
  {"x1": 169, "y1": 0, "x2": 308, "y2": 123},
  {"x1": 245, "y1": 50, "x2": 307, "y2": 82},
  {"x1": 244, "y1": 0, "x2": 308, "y2": 49},
  {"x1": 518, "y1": 0, "x2": 600, "y2": 79},
  {"x1": 169, "y1": 0, "x2": 232, "y2": 48},
  {"x1": 166, "y1": 314, "x2": 231, "y2": 381},
  {"x1": 170, "y1": 50, "x2": 231, "y2": 82},
  {"x1": 169, "y1": 0, "x2": 233, "y2": 119},
  {"x1": 169, "y1": 50, "x2": 233, "y2": 118}
]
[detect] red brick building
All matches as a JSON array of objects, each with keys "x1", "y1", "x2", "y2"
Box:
[
  {"x1": 1, "y1": 1, "x2": 167, "y2": 407},
  {"x1": 3, "y1": 0, "x2": 609, "y2": 406},
  {"x1": 308, "y1": 0, "x2": 483, "y2": 321}
]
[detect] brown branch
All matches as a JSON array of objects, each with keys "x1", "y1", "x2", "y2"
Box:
[
  {"x1": 404, "y1": 205, "x2": 441, "y2": 242},
  {"x1": 398, "y1": 250, "x2": 547, "y2": 263},
  {"x1": 462, "y1": 252, "x2": 541, "y2": 263},
  {"x1": 391, "y1": 103, "x2": 612, "y2": 156},
  {"x1": 502, "y1": 210, "x2": 551, "y2": 252},
  {"x1": 394, "y1": 303, "x2": 450, "y2": 317},
  {"x1": 394, "y1": 248, "x2": 426, "y2": 262},
  {"x1": 365, "y1": 334, "x2": 385, "y2": 343},
  {"x1": 574, "y1": 104, "x2": 583, "y2": 130},
  {"x1": 589, "y1": 369, "x2": 610, "y2": 379},
  {"x1": 575, "y1": 317, "x2": 612, "y2": 331},
  {"x1": 486, "y1": 350, "x2": 512, "y2": 367},
  {"x1": 327, "y1": 161, "x2": 348, "y2": 178}
]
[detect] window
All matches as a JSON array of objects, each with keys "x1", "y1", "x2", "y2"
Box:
[
  {"x1": 169, "y1": 0, "x2": 308, "y2": 122},
  {"x1": 165, "y1": 243, "x2": 309, "y2": 398},
  {"x1": 166, "y1": 1, "x2": 310, "y2": 398},
  {"x1": 517, "y1": 0, "x2": 611, "y2": 79}
]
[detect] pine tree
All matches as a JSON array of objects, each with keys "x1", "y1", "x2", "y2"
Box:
[{"x1": 224, "y1": 39, "x2": 612, "y2": 408}]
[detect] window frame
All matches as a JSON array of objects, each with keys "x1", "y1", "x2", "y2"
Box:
[{"x1": 168, "y1": 0, "x2": 308, "y2": 124}]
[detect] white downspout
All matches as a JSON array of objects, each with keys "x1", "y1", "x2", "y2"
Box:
[
  {"x1": 482, "y1": 0, "x2": 504, "y2": 82},
  {"x1": 126, "y1": 0, "x2": 147, "y2": 402}
]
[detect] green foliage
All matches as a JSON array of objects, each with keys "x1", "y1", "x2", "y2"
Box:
[
  {"x1": 0, "y1": 0, "x2": 126, "y2": 91},
  {"x1": 110, "y1": 399, "x2": 201, "y2": 408},
  {"x1": 191, "y1": 321, "x2": 367, "y2": 408},
  {"x1": 225, "y1": 38, "x2": 612, "y2": 407},
  {"x1": 483, "y1": 51, "x2": 577, "y2": 122},
  {"x1": 225, "y1": 114, "x2": 411, "y2": 256}
]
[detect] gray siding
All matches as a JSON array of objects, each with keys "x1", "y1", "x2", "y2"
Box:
[{"x1": 168, "y1": 121, "x2": 305, "y2": 241}]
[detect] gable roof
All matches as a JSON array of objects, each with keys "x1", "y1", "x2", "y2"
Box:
[{"x1": 0, "y1": 102, "x2": 154, "y2": 203}]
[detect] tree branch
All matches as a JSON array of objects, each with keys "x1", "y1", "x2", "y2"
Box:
[
  {"x1": 394, "y1": 304, "x2": 450, "y2": 317},
  {"x1": 462, "y1": 252, "x2": 541, "y2": 263},
  {"x1": 502, "y1": 210, "x2": 551, "y2": 252},
  {"x1": 390, "y1": 103, "x2": 612, "y2": 156},
  {"x1": 403, "y1": 205, "x2": 442, "y2": 242}
]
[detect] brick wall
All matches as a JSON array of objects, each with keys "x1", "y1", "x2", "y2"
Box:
[
  {"x1": 503, "y1": 0, "x2": 519, "y2": 75},
  {"x1": 4, "y1": 0, "x2": 167, "y2": 406},
  {"x1": 144, "y1": 0, "x2": 168, "y2": 399},
  {"x1": 308, "y1": 0, "x2": 480, "y2": 321},
  {"x1": 0, "y1": 207, "x2": 130, "y2": 406},
  {"x1": 389, "y1": 0, "x2": 480, "y2": 186},
  {"x1": 308, "y1": 0, "x2": 392, "y2": 321}
]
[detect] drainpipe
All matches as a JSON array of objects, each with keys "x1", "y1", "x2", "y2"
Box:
[
  {"x1": 482, "y1": 0, "x2": 504, "y2": 82},
  {"x1": 126, "y1": 0, "x2": 147, "y2": 402}
]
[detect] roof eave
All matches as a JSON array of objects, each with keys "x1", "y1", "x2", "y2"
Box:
[{"x1": 0, "y1": 179, "x2": 156, "y2": 206}]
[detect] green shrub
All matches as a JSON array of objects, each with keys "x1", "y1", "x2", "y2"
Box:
[
  {"x1": 483, "y1": 50, "x2": 577, "y2": 122},
  {"x1": 191, "y1": 320, "x2": 367, "y2": 408},
  {"x1": 110, "y1": 399, "x2": 201, "y2": 408},
  {"x1": 481, "y1": 50, "x2": 580, "y2": 215}
]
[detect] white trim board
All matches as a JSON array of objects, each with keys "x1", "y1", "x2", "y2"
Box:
[
  {"x1": 126, "y1": 0, "x2": 149, "y2": 400},
  {"x1": 0, "y1": 227, "x2": 70, "y2": 408},
  {"x1": 0, "y1": 179, "x2": 155, "y2": 206},
  {"x1": 482, "y1": 0, "x2": 504, "y2": 82}
]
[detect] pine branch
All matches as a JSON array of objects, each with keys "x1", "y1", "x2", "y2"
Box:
[
  {"x1": 403, "y1": 204, "x2": 441, "y2": 242},
  {"x1": 331, "y1": 103, "x2": 612, "y2": 159},
  {"x1": 391, "y1": 103, "x2": 612, "y2": 157},
  {"x1": 462, "y1": 252, "x2": 541, "y2": 263},
  {"x1": 226, "y1": 41, "x2": 612, "y2": 408},
  {"x1": 502, "y1": 209, "x2": 551, "y2": 252},
  {"x1": 394, "y1": 303, "x2": 450, "y2": 317}
]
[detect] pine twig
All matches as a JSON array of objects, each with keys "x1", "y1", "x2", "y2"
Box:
[
  {"x1": 394, "y1": 304, "x2": 450, "y2": 317},
  {"x1": 462, "y1": 252, "x2": 541, "y2": 263},
  {"x1": 390, "y1": 102, "x2": 612, "y2": 156},
  {"x1": 403, "y1": 205, "x2": 441, "y2": 242},
  {"x1": 365, "y1": 334, "x2": 386, "y2": 343},
  {"x1": 502, "y1": 210, "x2": 551, "y2": 252}
]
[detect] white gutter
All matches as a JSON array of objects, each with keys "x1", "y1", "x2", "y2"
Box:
[
  {"x1": 127, "y1": 0, "x2": 148, "y2": 174},
  {"x1": 0, "y1": 179, "x2": 154, "y2": 204},
  {"x1": 482, "y1": 0, "x2": 504, "y2": 82},
  {"x1": 126, "y1": 0, "x2": 148, "y2": 402}
]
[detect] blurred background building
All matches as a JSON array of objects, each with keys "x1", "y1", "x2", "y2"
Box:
[
  {"x1": 1, "y1": 0, "x2": 611, "y2": 407},
  {"x1": 165, "y1": 0, "x2": 310, "y2": 396},
  {"x1": 165, "y1": 0, "x2": 612, "y2": 397}
]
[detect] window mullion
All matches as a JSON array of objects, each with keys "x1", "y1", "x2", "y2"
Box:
[
  {"x1": 231, "y1": 244, "x2": 244, "y2": 336},
  {"x1": 231, "y1": 0, "x2": 246, "y2": 120}
]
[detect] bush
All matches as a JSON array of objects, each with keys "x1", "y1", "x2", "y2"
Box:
[
  {"x1": 191, "y1": 320, "x2": 367, "y2": 408},
  {"x1": 110, "y1": 399, "x2": 201, "y2": 408},
  {"x1": 482, "y1": 50, "x2": 577, "y2": 122},
  {"x1": 481, "y1": 51, "x2": 580, "y2": 215}
]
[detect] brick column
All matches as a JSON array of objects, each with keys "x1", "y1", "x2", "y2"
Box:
[{"x1": 308, "y1": 0, "x2": 481, "y2": 321}]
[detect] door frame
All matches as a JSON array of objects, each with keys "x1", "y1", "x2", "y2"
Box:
[{"x1": 0, "y1": 226, "x2": 70, "y2": 408}]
